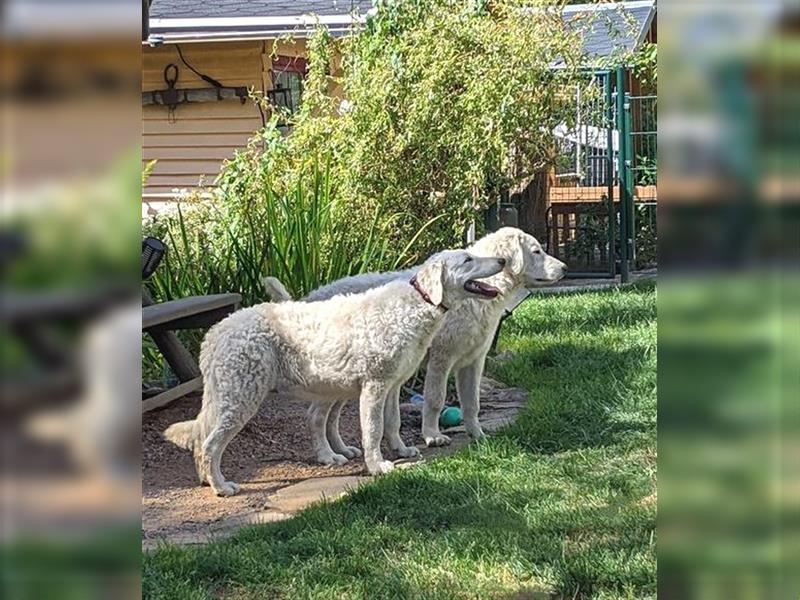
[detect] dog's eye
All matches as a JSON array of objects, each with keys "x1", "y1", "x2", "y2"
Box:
[
  {"x1": 534, "y1": 249, "x2": 542, "y2": 255},
  {"x1": 464, "y1": 256, "x2": 473, "y2": 263}
]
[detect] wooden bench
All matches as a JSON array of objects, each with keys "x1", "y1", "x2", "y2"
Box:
[{"x1": 142, "y1": 290, "x2": 241, "y2": 413}]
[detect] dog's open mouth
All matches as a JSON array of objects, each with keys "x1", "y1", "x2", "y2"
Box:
[{"x1": 464, "y1": 280, "x2": 501, "y2": 298}]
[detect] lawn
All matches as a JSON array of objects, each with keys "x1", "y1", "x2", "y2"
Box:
[{"x1": 143, "y1": 282, "x2": 657, "y2": 600}]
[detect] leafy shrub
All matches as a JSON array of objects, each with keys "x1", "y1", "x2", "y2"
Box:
[
  {"x1": 143, "y1": 153, "x2": 440, "y2": 305},
  {"x1": 252, "y1": 0, "x2": 591, "y2": 261}
]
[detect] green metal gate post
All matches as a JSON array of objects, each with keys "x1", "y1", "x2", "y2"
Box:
[
  {"x1": 623, "y1": 91, "x2": 636, "y2": 270},
  {"x1": 605, "y1": 71, "x2": 616, "y2": 277},
  {"x1": 616, "y1": 67, "x2": 632, "y2": 283}
]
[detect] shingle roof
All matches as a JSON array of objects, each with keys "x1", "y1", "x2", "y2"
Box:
[
  {"x1": 149, "y1": 0, "x2": 375, "y2": 20},
  {"x1": 146, "y1": 0, "x2": 655, "y2": 55},
  {"x1": 563, "y1": 1, "x2": 655, "y2": 60}
]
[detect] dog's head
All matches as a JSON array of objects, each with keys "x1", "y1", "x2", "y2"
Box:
[
  {"x1": 413, "y1": 250, "x2": 506, "y2": 309},
  {"x1": 472, "y1": 227, "x2": 567, "y2": 288}
]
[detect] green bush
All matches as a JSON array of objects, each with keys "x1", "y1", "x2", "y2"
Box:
[
  {"x1": 243, "y1": 0, "x2": 591, "y2": 261},
  {"x1": 144, "y1": 152, "x2": 441, "y2": 305},
  {"x1": 328, "y1": 0, "x2": 587, "y2": 256}
]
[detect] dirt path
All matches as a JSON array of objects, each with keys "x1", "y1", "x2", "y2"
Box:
[{"x1": 142, "y1": 378, "x2": 526, "y2": 549}]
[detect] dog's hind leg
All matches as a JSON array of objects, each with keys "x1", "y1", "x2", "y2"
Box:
[
  {"x1": 202, "y1": 418, "x2": 249, "y2": 497},
  {"x1": 360, "y1": 382, "x2": 394, "y2": 475},
  {"x1": 201, "y1": 382, "x2": 264, "y2": 497},
  {"x1": 383, "y1": 385, "x2": 420, "y2": 458},
  {"x1": 422, "y1": 357, "x2": 453, "y2": 447},
  {"x1": 194, "y1": 450, "x2": 209, "y2": 485},
  {"x1": 326, "y1": 400, "x2": 362, "y2": 459},
  {"x1": 456, "y1": 358, "x2": 486, "y2": 441},
  {"x1": 309, "y1": 402, "x2": 348, "y2": 465}
]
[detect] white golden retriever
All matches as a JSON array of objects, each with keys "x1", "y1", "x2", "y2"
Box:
[
  {"x1": 264, "y1": 228, "x2": 567, "y2": 460},
  {"x1": 164, "y1": 250, "x2": 505, "y2": 496}
]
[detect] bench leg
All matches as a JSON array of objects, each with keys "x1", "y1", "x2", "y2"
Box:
[{"x1": 143, "y1": 289, "x2": 200, "y2": 382}]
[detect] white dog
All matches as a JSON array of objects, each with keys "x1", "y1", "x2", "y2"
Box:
[
  {"x1": 164, "y1": 250, "x2": 505, "y2": 496},
  {"x1": 264, "y1": 228, "x2": 566, "y2": 459}
]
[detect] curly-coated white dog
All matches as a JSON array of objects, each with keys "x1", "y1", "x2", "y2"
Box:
[
  {"x1": 164, "y1": 250, "x2": 505, "y2": 496},
  {"x1": 264, "y1": 228, "x2": 567, "y2": 460}
]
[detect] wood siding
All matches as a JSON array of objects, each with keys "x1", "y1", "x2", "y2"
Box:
[{"x1": 142, "y1": 39, "x2": 309, "y2": 197}]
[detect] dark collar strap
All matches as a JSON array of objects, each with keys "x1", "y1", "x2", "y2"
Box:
[{"x1": 410, "y1": 276, "x2": 448, "y2": 312}]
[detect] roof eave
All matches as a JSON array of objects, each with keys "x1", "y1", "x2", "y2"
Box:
[{"x1": 145, "y1": 13, "x2": 369, "y2": 45}]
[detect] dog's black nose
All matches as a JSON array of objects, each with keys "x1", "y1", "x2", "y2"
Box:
[{"x1": 498, "y1": 258, "x2": 506, "y2": 267}]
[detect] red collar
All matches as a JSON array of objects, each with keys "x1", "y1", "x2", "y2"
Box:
[{"x1": 410, "y1": 276, "x2": 448, "y2": 312}]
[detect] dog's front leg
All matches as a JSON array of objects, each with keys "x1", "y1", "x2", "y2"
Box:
[
  {"x1": 383, "y1": 384, "x2": 420, "y2": 459},
  {"x1": 359, "y1": 382, "x2": 394, "y2": 475},
  {"x1": 308, "y1": 402, "x2": 348, "y2": 466},
  {"x1": 327, "y1": 400, "x2": 362, "y2": 459},
  {"x1": 422, "y1": 358, "x2": 453, "y2": 447},
  {"x1": 456, "y1": 358, "x2": 486, "y2": 441}
]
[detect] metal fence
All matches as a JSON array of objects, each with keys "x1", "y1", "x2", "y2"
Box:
[
  {"x1": 548, "y1": 70, "x2": 617, "y2": 276},
  {"x1": 546, "y1": 67, "x2": 657, "y2": 281}
]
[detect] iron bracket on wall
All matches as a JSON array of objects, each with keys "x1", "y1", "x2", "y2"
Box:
[
  {"x1": 142, "y1": 86, "x2": 248, "y2": 106},
  {"x1": 142, "y1": 63, "x2": 248, "y2": 118}
]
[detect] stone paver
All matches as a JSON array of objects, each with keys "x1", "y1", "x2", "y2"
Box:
[{"x1": 262, "y1": 475, "x2": 369, "y2": 513}]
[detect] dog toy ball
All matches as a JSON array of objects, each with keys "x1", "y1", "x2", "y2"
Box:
[
  {"x1": 439, "y1": 406, "x2": 462, "y2": 428},
  {"x1": 410, "y1": 393, "x2": 425, "y2": 405}
]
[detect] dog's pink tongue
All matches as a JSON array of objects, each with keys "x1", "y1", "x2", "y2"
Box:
[{"x1": 475, "y1": 281, "x2": 500, "y2": 297}]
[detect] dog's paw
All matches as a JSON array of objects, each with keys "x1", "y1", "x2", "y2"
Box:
[
  {"x1": 213, "y1": 481, "x2": 241, "y2": 497},
  {"x1": 466, "y1": 427, "x2": 486, "y2": 442},
  {"x1": 424, "y1": 434, "x2": 452, "y2": 447},
  {"x1": 394, "y1": 445, "x2": 421, "y2": 459},
  {"x1": 338, "y1": 445, "x2": 362, "y2": 459},
  {"x1": 318, "y1": 452, "x2": 349, "y2": 466},
  {"x1": 368, "y1": 460, "x2": 395, "y2": 475}
]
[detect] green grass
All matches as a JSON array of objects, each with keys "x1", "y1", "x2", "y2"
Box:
[{"x1": 143, "y1": 282, "x2": 657, "y2": 600}]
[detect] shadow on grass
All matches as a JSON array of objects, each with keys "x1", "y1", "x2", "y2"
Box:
[{"x1": 150, "y1": 468, "x2": 654, "y2": 599}]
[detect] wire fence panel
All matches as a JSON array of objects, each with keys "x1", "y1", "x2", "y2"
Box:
[
  {"x1": 628, "y1": 94, "x2": 657, "y2": 270},
  {"x1": 548, "y1": 71, "x2": 617, "y2": 276},
  {"x1": 547, "y1": 69, "x2": 657, "y2": 278}
]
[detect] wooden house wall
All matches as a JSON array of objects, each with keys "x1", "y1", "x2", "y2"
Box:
[{"x1": 142, "y1": 39, "x2": 310, "y2": 197}]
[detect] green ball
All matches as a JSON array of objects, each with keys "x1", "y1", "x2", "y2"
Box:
[{"x1": 439, "y1": 406, "x2": 462, "y2": 428}]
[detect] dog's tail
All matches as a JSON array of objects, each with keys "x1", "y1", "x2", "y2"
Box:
[
  {"x1": 163, "y1": 419, "x2": 199, "y2": 451},
  {"x1": 262, "y1": 276, "x2": 293, "y2": 302}
]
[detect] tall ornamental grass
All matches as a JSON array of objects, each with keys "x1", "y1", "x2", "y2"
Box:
[
  {"x1": 144, "y1": 157, "x2": 442, "y2": 306},
  {"x1": 143, "y1": 155, "x2": 442, "y2": 380}
]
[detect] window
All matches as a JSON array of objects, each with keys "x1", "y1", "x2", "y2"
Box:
[{"x1": 269, "y1": 56, "x2": 307, "y2": 115}]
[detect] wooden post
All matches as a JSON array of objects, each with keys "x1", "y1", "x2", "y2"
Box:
[
  {"x1": 142, "y1": 289, "x2": 200, "y2": 382},
  {"x1": 514, "y1": 169, "x2": 552, "y2": 241}
]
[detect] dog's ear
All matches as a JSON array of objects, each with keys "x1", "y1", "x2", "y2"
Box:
[
  {"x1": 417, "y1": 260, "x2": 445, "y2": 306},
  {"x1": 508, "y1": 236, "x2": 525, "y2": 275}
]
